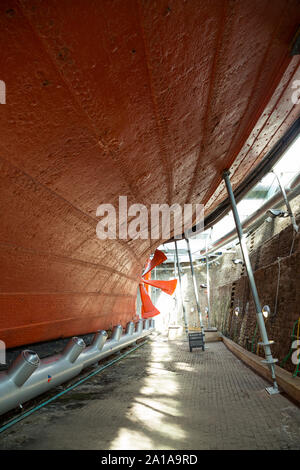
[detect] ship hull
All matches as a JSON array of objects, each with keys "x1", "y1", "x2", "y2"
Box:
[{"x1": 0, "y1": 0, "x2": 299, "y2": 348}]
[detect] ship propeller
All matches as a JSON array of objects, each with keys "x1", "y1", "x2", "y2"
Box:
[{"x1": 139, "y1": 249, "x2": 177, "y2": 319}]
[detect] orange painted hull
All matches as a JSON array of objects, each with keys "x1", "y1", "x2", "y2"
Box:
[{"x1": 0, "y1": 0, "x2": 299, "y2": 348}]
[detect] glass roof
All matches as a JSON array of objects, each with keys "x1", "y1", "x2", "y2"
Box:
[{"x1": 159, "y1": 133, "x2": 300, "y2": 263}]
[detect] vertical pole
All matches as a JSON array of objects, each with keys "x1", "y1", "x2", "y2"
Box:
[
  {"x1": 272, "y1": 170, "x2": 299, "y2": 233},
  {"x1": 223, "y1": 170, "x2": 279, "y2": 394},
  {"x1": 205, "y1": 231, "x2": 212, "y2": 329},
  {"x1": 174, "y1": 241, "x2": 188, "y2": 335},
  {"x1": 186, "y1": 238, "x2": 205, "y2": 338},
  {"x1": 153, "y1": 267, "x2": 157, "y2": 305},
  {"x1": 174, "y1": 252, "x2": 178, "y2": 325}
]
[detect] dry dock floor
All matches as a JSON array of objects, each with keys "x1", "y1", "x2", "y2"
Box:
[{"x1": 1, "y1": 335, "x2": 300, "y2": 450}]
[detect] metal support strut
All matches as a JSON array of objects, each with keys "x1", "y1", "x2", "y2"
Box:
[
  {"x1": 223, "y1": 170, "x2": 279, "y2": 395},
  {"x1": 205, "y1": 229, "x2": 212, "y2": 329},
  {"x1": 186, "y1": 238, "x2": 205, "y2": 339},
  {"x1": 272, "y1": 170, "x2": 299, "y2": 234},
  {"x1": 174, "y1": 241, "x2": 189, "y2": 335}
]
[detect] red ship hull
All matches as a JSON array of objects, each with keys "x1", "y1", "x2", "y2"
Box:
[{"x1": 0, "y1": 0, "x2": 299, "y2": 348}]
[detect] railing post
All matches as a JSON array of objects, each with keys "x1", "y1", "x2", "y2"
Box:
[
  {"x1": 223, "y1": 170, "x2": 279, "y2": 394},
  {"x1": 186, "y1": 238, "x2": 205, "y2": 339},
  {"x1": 174, "y1": 241, "x2": 188, "y2": 335}
]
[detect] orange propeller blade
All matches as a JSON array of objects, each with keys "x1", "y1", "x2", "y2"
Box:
[
  {"x1": 139, "y1": 284, "x2": 160, "y2": 318},
  {"x1": 143, "y1": 270, "x2": 151, "y2": 294},
  {"x1": 142, "y1": 278, "x2": 177, "y2": 296},
  {"x1": 142, "y1": 249, "x2": 167, "y2": 276},
  {"x1": 142, "y1": 309, "x2": 160, "y2": 319}
]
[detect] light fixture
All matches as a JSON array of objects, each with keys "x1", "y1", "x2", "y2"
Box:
[
  {"x1": 262, "y1": 305, "x2": 270, "y2": 318},
  {"x1": 232, "y1": 259, "x2": 243, "y2": 265},
  {"x1": 266, "y1": 209, "x2": 289, "y2": 219}
]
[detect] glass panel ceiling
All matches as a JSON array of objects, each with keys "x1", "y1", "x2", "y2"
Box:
[{"x1": 159, "y1": 133, "x2": 300, "y2": 263}]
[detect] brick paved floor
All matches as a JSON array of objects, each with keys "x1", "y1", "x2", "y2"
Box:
[{"x1": 1, "y1": 334, "x2": 300, "y2": 450}]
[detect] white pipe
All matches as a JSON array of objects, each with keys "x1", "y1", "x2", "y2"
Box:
[{"x1": 0, "y1": 319, "x2": 155, "y2": 416}]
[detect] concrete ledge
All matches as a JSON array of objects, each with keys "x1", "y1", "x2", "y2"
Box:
[
  {"x1": 205, "y1": 331, "x2": 223, "y2": 343},
  {"x1": 222, "y1": 335, "x2": 300, "y2": 405},
  {"x1": 168, "y1": 325, "x2": 183, "y2": 340}
]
